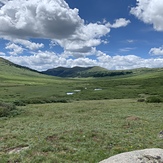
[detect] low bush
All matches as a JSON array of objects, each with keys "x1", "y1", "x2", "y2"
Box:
[
  {"x1": 21, "y1": 97, "x2": 69, "y2": 105},
  {"x1": 14, "y1": 100, "x2": 26, "y2": 106},
  {"x1": 146, "y1": 96, "x2": 162, "y2": 103},
  {"x1": 137, "y1": 98, "x2": 145, "y2": 102},
  {"x1": 0, "y1": 102, "x2": 17, "y2": 117}
]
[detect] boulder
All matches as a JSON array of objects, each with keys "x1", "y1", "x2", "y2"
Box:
[{"x1": 99, "y1": 148, "x2": 163, "y2": 163}]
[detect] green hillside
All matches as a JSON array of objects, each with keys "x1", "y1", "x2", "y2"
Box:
[
  {"x1": 0, "y1": 57, "x2": 47, "y2": 79},
  {"x1": 42, "y1": 66, "x2": 133, "y2": 77},
  {"x1": 0, "y1": 57, "x2": 70, "y2": 104},
  {"x1": 0, "y1": 57, "x2": 61, "y2": 84},
  {"x1": 0, "y1": 58, "x2": 163, "y2": 162},
  {"x1": 1, "y1": 57, "x2": 163, "y2": 105},
  {"x1": 41, "y1": 66, "x2": 91, "y2": 77}
]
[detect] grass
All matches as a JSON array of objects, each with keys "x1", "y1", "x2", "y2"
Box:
[
  {"x1": 1, "y1": 58, "x2": 163, "y2": 104},
  {"x1": 1, "y1": 72, "x2": 163, "y2": 104},
  {"x1": 0, "y1": 58, "x2": 163, "y2": 162},
  {"x1": 0, "y1": 99, "x2": 162, "y2": 162}
]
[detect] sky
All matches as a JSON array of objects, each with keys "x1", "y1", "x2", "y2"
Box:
[{"x1": 0, "y1": 0, "x2": 163, "y2": 71}]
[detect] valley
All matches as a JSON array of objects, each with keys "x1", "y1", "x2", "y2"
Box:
[{"x1": 0, "y1": 57, "x2": 163, "y2": 162}]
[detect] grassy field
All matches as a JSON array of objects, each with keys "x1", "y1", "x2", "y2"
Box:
[
  {"x1": 0, "y1": 99, "x2": 163, "y2": 162},
  {"x1": 1, "y1": 69, "x2": 163, "y2": 104},
  {"x1": 1, "y1": 56, "x2": 163, "y2": 104},
  {"x1": 0, "y1": 58, "x2": 163, "y2": 162}
]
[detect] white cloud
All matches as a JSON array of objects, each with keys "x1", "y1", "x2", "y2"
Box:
[
  {"x1": 0, "y1": 0, "x2": 82, "y2": 39},
  {"x1": 0, "y1": 51, "x2": 5, "y2": 56},
  {"x1": 97, "y1": 53, "x2": 163, "y2": 70},
  {"x1": 119, "y1": 47, "x2": 135, "y2": 52},
  {"x1": 5, "y1": 42, "x2": 24, "y2": 55},
  {"x1": 0, "y1": 0, "x2": 7, "y2": 5},
  {"x1": 4, "y1": 39, "x2": 44, "y2": 54},
  {"x1": 131, "y1": 0, "x2": 163, "y2": 31},
  {"x1": 127, "y1": 40, "x2": 135, "y2": 43},
  {"x1": 13, "y1": 39, "x2": 44, "y2": 50},
  {"x1": 149, "y1": 47, "x2": 163, "y2": 56},
  {"x1": 0, "y1": 0, "x2": 130, "y2": 56},
  {"x1": 0, "y1": 0, "x2": 135, "y2": 70},
  {"x1": 107, "y1": 18, "x2": 131, "y2": 28},
  {"x1": 5, "y1": 50, "x2": 65, "y2": 71},
  {"x1": 54, "y1": 22, "x2": 110, "y2": 54},
  {"x1": 5, "y1": 50, "x2": 163, "y2": 71},
  {"x1": 66, "y1": 58, "x2": 97, "y2": 68}
]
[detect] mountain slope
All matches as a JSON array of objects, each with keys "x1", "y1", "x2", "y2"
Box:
[
  {"x1": 41, "y1": 66, "x2": 89, "y2": 77},
  {"x1": 41, "y1": 66, "x2": 133, "y2": 77},
  {"x1": 0, "y1": 57, "x2": 51, "y2": 82},
  {"x1": 1, "y1": 57, "x2": 163, "y2": 79},
  {"x1": 0, "y1": 57, "x2": 39, "y2": 76}
]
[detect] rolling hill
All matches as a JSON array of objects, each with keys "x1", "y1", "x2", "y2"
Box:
[
  {"x1": 0, "y1": 57, "x2": 58, "y2": 86},
  {"x1": 0, "y1": 57, "x2": 132, "y2": 78},
  {"x1": 1, "y1": 57, "x2": 163, "y2": 105},
  {"x1": 1, "y1": 57, "x2": 163, "y2": 79},
  {"x1": 41, "y1": 66, "x2": 133, "y2": 77}
]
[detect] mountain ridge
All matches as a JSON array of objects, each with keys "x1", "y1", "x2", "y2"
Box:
[
  {"x1": 1, "y1": 57, "x2": 163, "y2": 78},
  {"x1": 41, "y1": 66, "x2": 133, "y2": 77}
]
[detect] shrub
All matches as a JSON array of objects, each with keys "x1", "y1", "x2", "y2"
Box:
[
  {"x1": 137, "y1": 98, "x2": 145, "y2": 102},
  {"x1": 146, "y1": 96, "x2": 162, "y2": 103},
  {"x1": 24, "y1": 97, "x2": 69, "y2": 105},
  {"x1": 14, "y1": 100, "x2": 26, "y2": 106},
  {"x1": 0, "y1": 102, "x2": 17, "y2": 117}
]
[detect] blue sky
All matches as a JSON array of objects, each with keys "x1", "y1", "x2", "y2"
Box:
[{"x1": 0, "y1": 0, "x2": 163, "y2": 71}]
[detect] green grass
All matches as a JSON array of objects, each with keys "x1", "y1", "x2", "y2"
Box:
[
  {"x1": 1, "y1": 72, "x2": 163, "y2": 104},
  {"x1": 1, "y1": 56, "x2": 163, "y2": 105},
  {"x1": 0, "y1": 99, "x2": 162, "y2": 162},
  {"x1": 1, "y1": 58, "x2": 163, "y2": 162}
]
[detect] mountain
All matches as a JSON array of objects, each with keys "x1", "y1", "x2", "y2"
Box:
[
  {"x1": 41, "y1": 66, "x2": 133, "y2": 77},
  {"x1": 2, "y1": 57, "x2": 163, "y2": 79}
]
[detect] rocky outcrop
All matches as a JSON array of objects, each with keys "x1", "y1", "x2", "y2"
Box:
[{"x1": 99, "y1": 148, "x2": 163, "y2": 163}]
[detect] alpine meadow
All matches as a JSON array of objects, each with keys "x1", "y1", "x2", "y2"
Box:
[
  {"x1": 1, "y1": 0, "x2": 163, "y2": 162},
  {"x1": 0, "y1": 57, "x2": 163, "y2": 162}
]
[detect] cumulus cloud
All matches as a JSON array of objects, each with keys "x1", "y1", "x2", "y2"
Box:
[
  {"x1": 0, "y1": 0, "x2": 108, "y2": 54},
  {"x1": 0, "y1": 0, "x2": 133, "y2": 70},
  {"x1": 4, "y1": 39, "x2": 44, "y2": 55},
  {"x1": 97, "y1": 53, "x2": 163, "y2": 70},
  {"x1": 50, "y1": 21, "x2": 110, "y2": 54},
  {"x1": 4, "y1": 50, "x2": 163, "y2": 71},
  {"x1": 0, "y1": 0, "x2": 7, "y2": 5},
  {"x1": 0, "y1": 0, "x2": 131, "y2": 56},
  {"x1": 5, "y1": 42, "x2": 24, "y2": 55},
  {"x1": 0, "y1": 0, "x2": 84, "y2": 53},
  {"x1": 0, "y1": 0, "x2": 82, "y2": 39},
  {"x1": 5, "y1": 50, "x2": 64, "y2": 70},
  {"x1": 107, "y1": 18, "x2": 131, "y2": 28},
  {"x1": 13, "y1": 39, "x2": 44, "y2": 50},
  {"x1": 0, "y1": 51, "x2": 5, "y2": 56},
  {"x1": 130, "y1": 0, "x2": 163, "y2": 31},
  {"x1": 149, "y1": 47, "x2": 163, "y2": 56}
]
